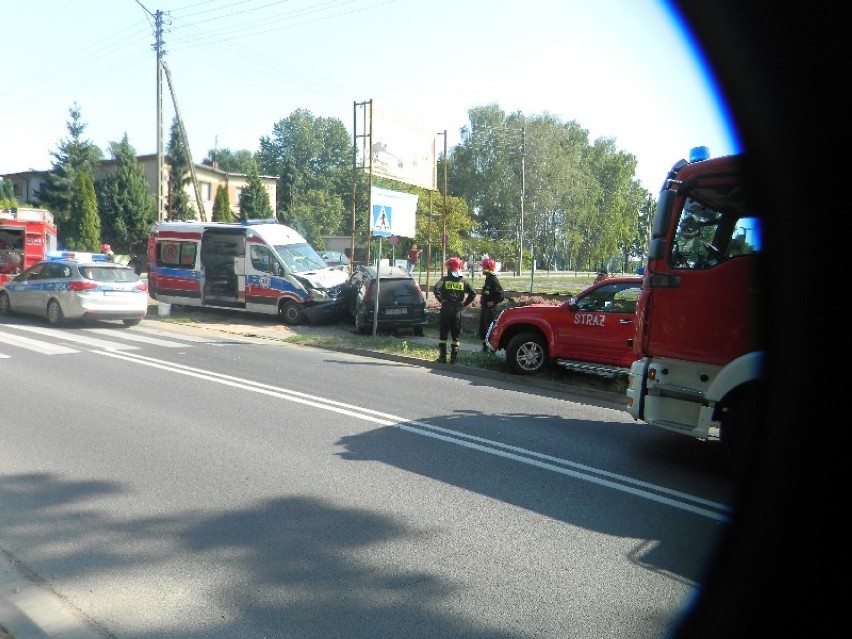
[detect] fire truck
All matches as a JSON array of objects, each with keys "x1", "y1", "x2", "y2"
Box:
[
  {"x1": 0, "y1": 208, "x2": 59, "y2": 285},
  {"x1": 625, "y1": 149, "x2": 765, "y2": 471}
]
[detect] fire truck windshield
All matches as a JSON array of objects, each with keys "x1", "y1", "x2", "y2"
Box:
[{"x1": 671, "y1": 197, "x2": 760, "y2": 269}]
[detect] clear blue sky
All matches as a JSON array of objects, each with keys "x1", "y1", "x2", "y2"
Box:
[{"x1": 0, "y1": 0, "x2": 738, "y2": 191}]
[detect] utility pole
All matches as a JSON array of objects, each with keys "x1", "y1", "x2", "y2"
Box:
[
  {"x1": 136, "y1": 1, "x2": 165, "y2": 220},
  {"x1": 351, "y1": 100, "x2": 371, "y2": 272},
  {"x1": 162, "y1": 60, "x2": 205, "y2": 221},
  {"x1": 425, "y1": 139, "x2": 435, "y2": 295},
  {"x1": 518, "y1": 126, "x2": 525, "y2": 277},
  {"x1": 438, "y1": 130, "x2": 448, "y2": 274},
  {"x1": 153, "y1": 8, "x2": 165, "y2": 221}
]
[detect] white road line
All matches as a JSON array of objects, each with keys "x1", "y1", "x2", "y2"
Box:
[
  {"x1": 0, "y1": 331, "x2": 79, "y2": 355},
  {"x1": 97, "y1": 348, "x2": 731, "y2": 522},
  {"x1": 5, "y1": 325, "x2": 139, "y2": 351},
  {"x1": 82, "y1": 327, "x2": 190, "y2": 348}
]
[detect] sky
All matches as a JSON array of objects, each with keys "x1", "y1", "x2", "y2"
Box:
[{"x1": 0, "y1": 0, "x2": 739, "y2": 193}]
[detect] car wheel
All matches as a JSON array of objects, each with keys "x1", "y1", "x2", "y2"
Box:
[
  {"x1": 506, "y1": 332, "x2": 548, "y2": 375},
  {"x1": 355, "y1": 314, "x2": 371, "y2": 334},
  {"x1": 46, "y1": 298, "x2": 65, "y2": 326},
  {"x1": 279, "y1": 300, "x2": 305, "y2": 325},
  {"x1": 123, "y1": 318, "x2": 143, "y2": 327},
  {"x1": 0, "y1": 291, "x2": 11, "y2": 316},
  {"x1": 413, "y1": 325, "x2": 424, "y2": 337}
]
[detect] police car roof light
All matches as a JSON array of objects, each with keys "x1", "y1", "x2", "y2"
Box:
[{"x1": 46, "y1": 250, "x2": 110, "y2": 262}]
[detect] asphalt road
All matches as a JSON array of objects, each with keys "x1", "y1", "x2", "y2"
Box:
[
  {"x1": 0, "y1": 313, "x2": 700, "y2": 639},
  {"x1": 145, "y1": 302, "x2": 628, "y2": 411}
]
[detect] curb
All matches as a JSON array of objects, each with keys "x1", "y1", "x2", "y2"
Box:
[
  {"x1": 316, "y1": 344, "x2": 628, "y2": 411},
  {"x1": 144, "y1": 306, "x2": 627, "y2": 411}
]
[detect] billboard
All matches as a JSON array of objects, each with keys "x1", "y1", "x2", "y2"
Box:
[{"x1": 370, "y1": 106, "x2": 436, "y2": 191}]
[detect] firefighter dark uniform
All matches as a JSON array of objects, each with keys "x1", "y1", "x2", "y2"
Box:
[
  {"x1": 433, "y1": 257, "x2": 476, "y2": 363},
  {"x1": 478, "y1": 257, "x2": 504, "y2": 352}
]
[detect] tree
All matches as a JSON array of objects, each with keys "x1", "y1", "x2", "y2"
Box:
[
  {"x1": 0, "y1": 179, "x2": 15, "y2": 208},
  {"x1": 96, "y1": 134, "x2": 157, "y2": 254},
  {"x1": 447, "y1": 104, "x2": 649, "y2": 273},
  {"x1": 212, "y1": 184, "x2": 233, "y2": 222},
  {"x1": 39, "y1": 103, "x2": 103, "y2": 244},
  {"x1": 256, "y1": 109, "x2": 350, "y2": 232},
  {"x1": 166, "y1": 117, "x2": 196, "y2": 221},
  {"x1": 202, "y1": 148, "x2": 256, "y2": 174},
  {"x1": 238, "y1": 162, "x2": 273, "y2": 220},
  {"x1": 449, "y1": 104, "x2": 523, "y2": 243},
  {"x1": 72, "y1": 172, "x2": 100, "y2": 251}
]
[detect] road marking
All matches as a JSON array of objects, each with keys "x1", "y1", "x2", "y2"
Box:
[
  {"x1": 8, "y1": 325, "x2": 140, "y2": 350},
  {"x1": 96, "y1": 348, "x2": 731, "y2": 522},
  {"x1": 0, "y1": 330, "x2": 79, "y2": 355},
  {"x1": 82, "y1": 327, "x2": 190, "y2": 347},
  {"x1": 0, "y1": 324, "x2": 207, "y2": 356}
]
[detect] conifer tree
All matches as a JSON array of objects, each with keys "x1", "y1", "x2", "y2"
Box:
[
  {"x1": 40, "y1": 103, "x2": 103, "y2": 242},
  {"x1": 166, "y1": 117, "x2": 196, "y2": 221},
  {"x1": 72, "y1": 172, "x2": 100, "y2": 251},
  {"x1": 97, "y1": 134, "x2": 157, "y2": 253},
  {"x1": 238, "y1": 162, "x2": 273, "y2": 220},
  {"x1": 212, "y1": 184, "x2": 232, "y2": 222}
]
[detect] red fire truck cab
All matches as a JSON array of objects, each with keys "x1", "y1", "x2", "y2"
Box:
[
  {"x1": 625, "y1": 149, "x2": 765, "y2": 472},
  {"x1": 0, "y1": 208, "x2": 59, "y2": 285}
]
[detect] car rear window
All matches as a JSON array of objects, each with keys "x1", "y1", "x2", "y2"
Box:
[
  {"x1": 378, "y1": 278, "x2": 421, "y2": 298},
  {"x1": 83, "y1": 266, "x2": 140, "y2": 282}
]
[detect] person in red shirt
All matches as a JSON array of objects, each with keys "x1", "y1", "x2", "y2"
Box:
[{"x1": 406, "y1": 245, "x2": 422, "y2": 274}]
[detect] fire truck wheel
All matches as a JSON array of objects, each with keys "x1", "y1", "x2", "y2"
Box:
[
  {"x1": 279, "y1": 300, "x2": 305, "y2": 325},
  {"x1": 46, "y1": 299, "x2": 65, "y2": 326},
  {"x1": 506, "y1": 332, "x2": 548, "y2": 375},
  {"x1": 721, "y1": 394, "x2": 760, "y2": 477}
]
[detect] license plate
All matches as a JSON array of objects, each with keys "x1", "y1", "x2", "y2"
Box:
[{"x1": 384, "y1": 307, "x2": 408, "y2": 316}]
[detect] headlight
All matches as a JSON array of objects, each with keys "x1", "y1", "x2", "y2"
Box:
[{"x1": 308, "y1": 287, "x2": 329, "y2": 301}]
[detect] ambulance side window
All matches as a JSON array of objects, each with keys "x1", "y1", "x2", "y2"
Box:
[
  {"x1": 251, "y1": 245, "x2": 273, "y2": 273},
  {"x1": 157, "y1": 241, "x2": 197, "y2": 269}
]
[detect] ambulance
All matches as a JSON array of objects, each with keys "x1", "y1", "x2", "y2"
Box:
[
  {"x1": 0, "y1": 208, "x2": 59, "y2": 285},
  {"x1": 146, "y1": 219, "x2": 349, "y2": 325}
]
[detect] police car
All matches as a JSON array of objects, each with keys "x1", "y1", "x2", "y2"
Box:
[{"x1": 0, "y1": 251, "x2": 148, "y2": 327}]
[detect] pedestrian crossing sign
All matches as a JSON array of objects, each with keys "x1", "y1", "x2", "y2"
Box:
[{"x1": 371, "y1": 205, "x2": 392, "y2": 237}]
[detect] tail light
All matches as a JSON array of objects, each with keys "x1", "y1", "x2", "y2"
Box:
[
  {"x1": 135, "y1": 281, "x2": 148, "y2": 292},
  {"x1": 67, "y1": 280, "x2": 98, "y2": 291},
  {"x1": 363, "y1": 281, "x2": 374, "y2": 301}
]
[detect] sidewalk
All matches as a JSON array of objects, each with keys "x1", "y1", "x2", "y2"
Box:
[{"x1": 0, "y1": 555, "x2": 103, "y2": 639}]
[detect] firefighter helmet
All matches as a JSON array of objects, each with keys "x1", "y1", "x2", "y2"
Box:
[
  {"x1": 445, "y1": 256, "x2": 463, "y2": 272},
  {"x1": 481, "y1": 257, "x2": 496, "y2": 273}
]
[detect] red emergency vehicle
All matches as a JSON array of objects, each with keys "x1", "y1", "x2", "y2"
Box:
[
  {"x1": 625, "y1": 149, "x2": 764, "y2": 472},
  {"x1": 0, "y1": 208, "x2": 59, "y2": 284}
]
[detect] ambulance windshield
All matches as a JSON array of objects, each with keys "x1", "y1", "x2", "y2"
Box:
[{"x1": 274, "y1": 243, "x2": 328, "y2": 273}]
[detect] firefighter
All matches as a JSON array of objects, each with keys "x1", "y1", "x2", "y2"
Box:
[
  {"x1": 478, "y1": 257, "x2": 505, "y2": 353},
  {"x1": 433, "y1": 256, "x2": 476, "y2": 363}
]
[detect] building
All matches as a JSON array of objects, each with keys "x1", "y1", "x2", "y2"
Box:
[{"x1": 1, "y1": 154, "x2": 277, "y2": 222}]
